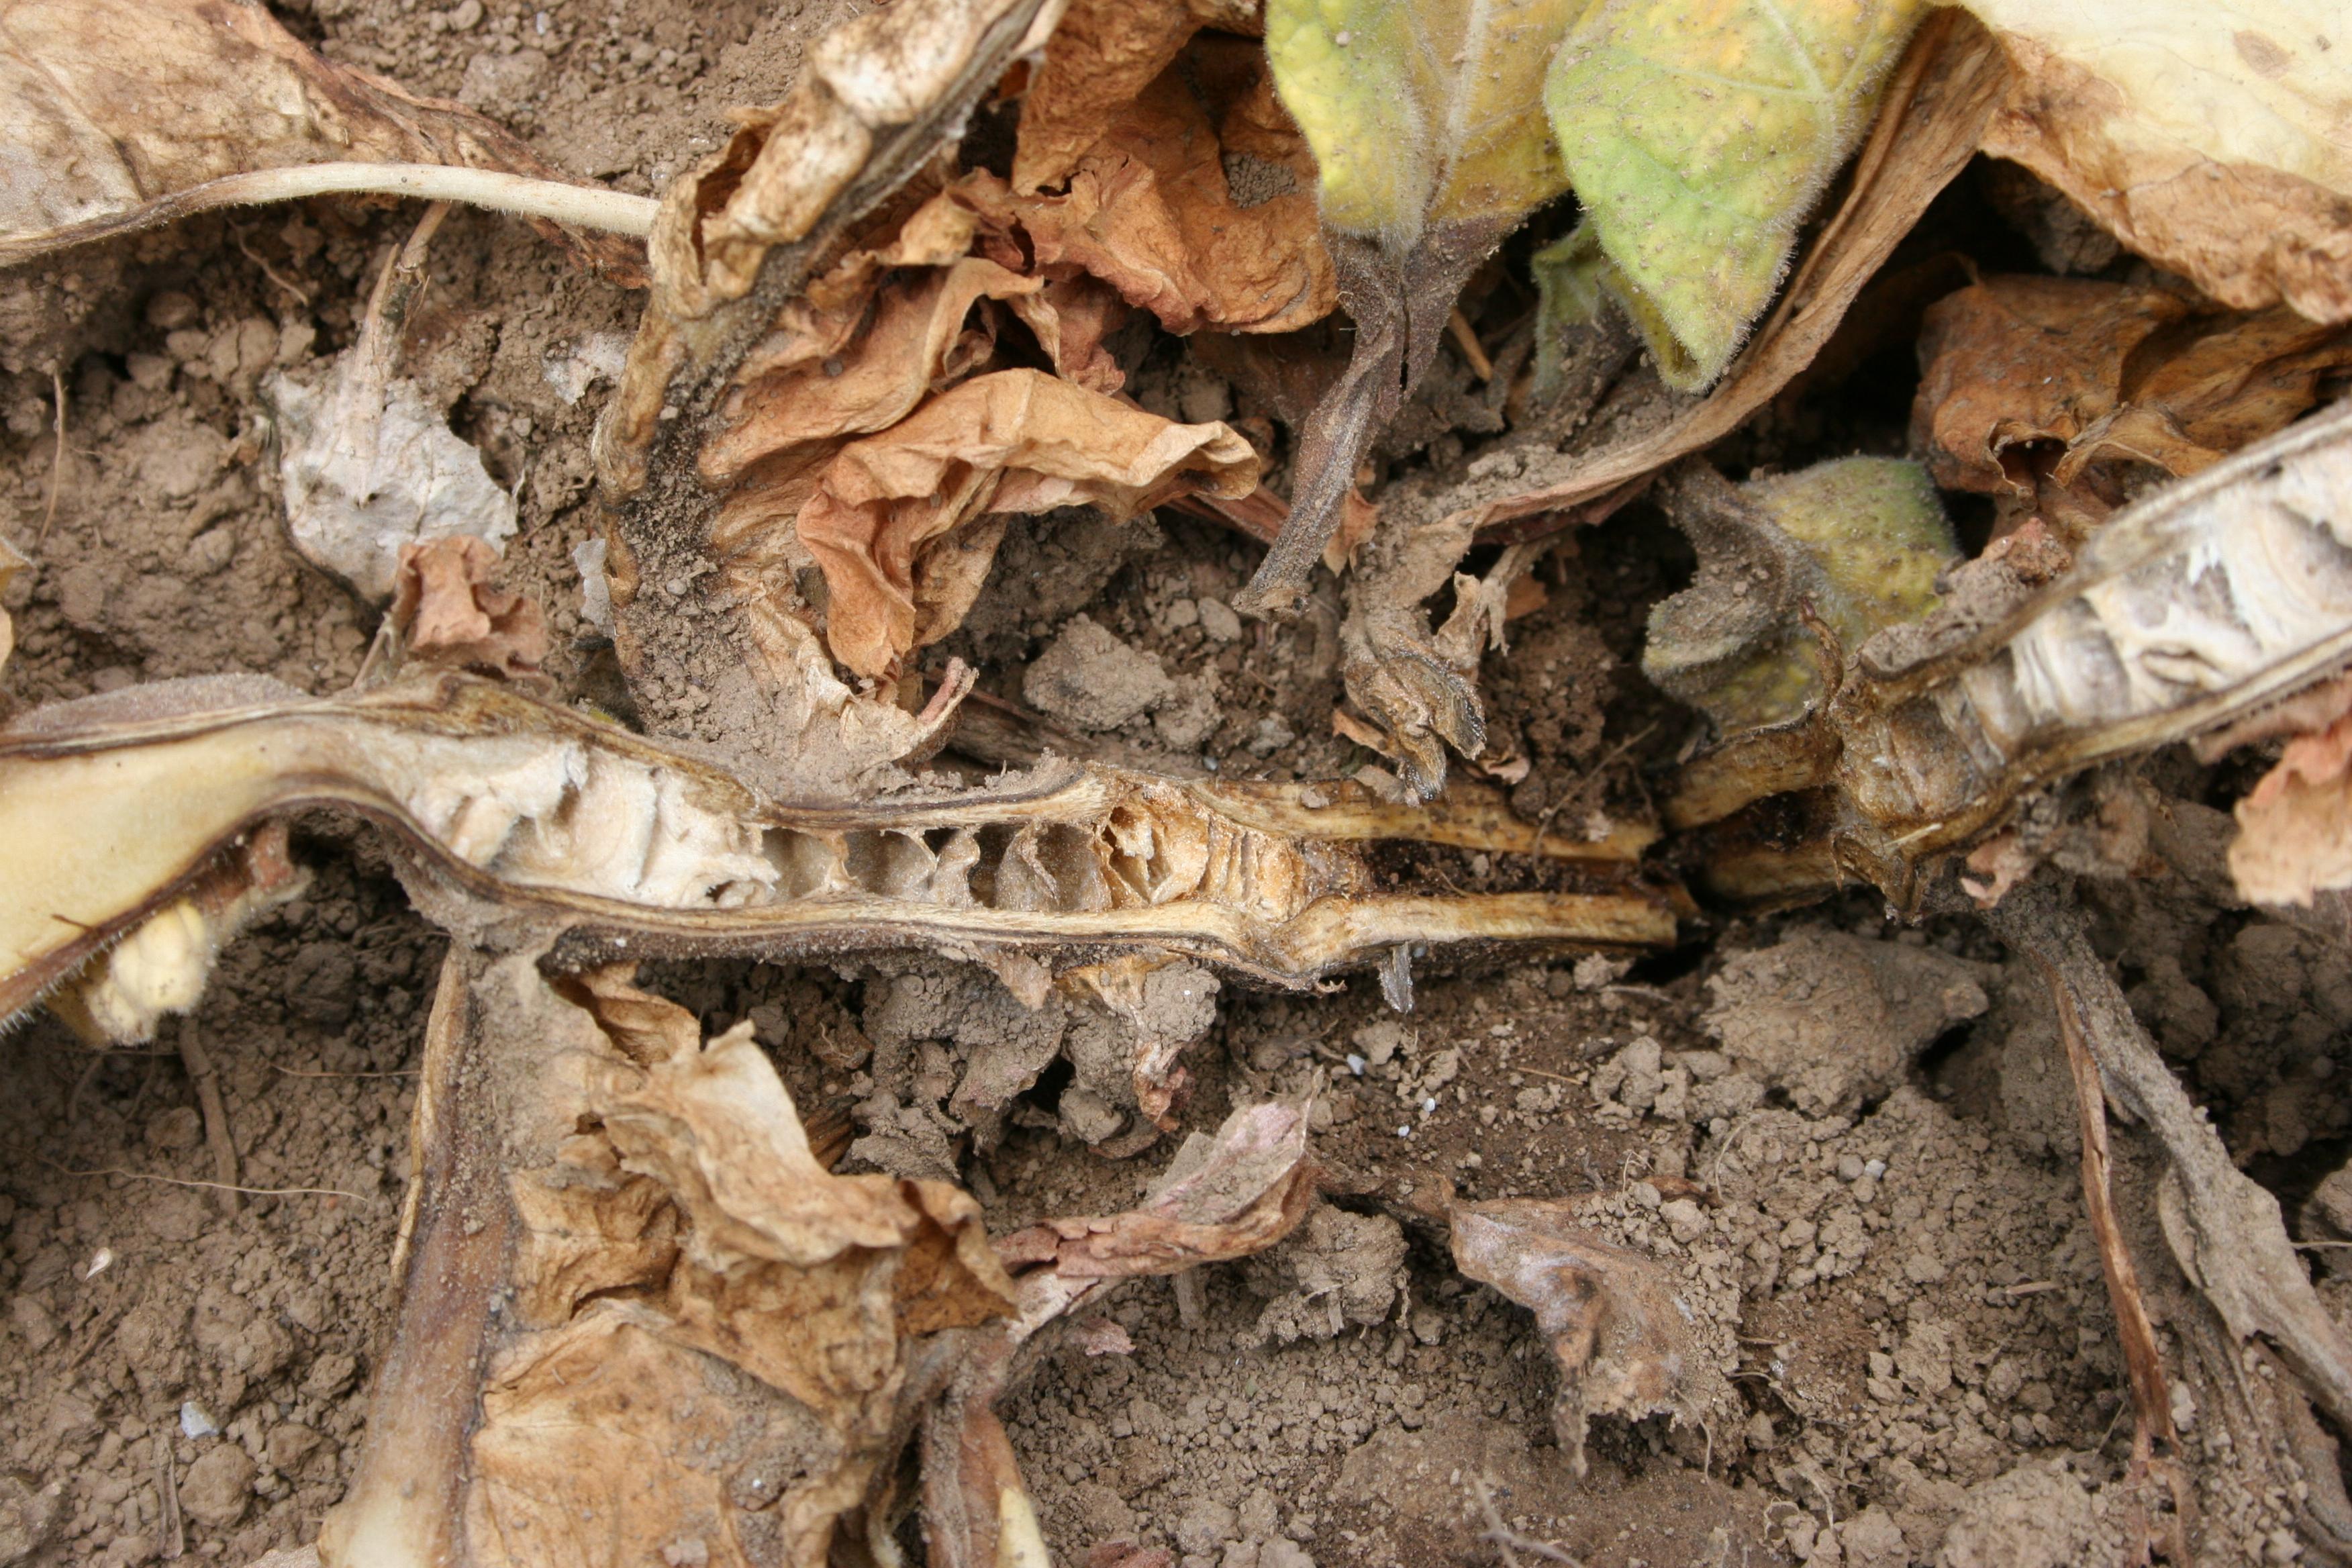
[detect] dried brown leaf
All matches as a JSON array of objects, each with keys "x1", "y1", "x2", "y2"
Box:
[
  {"x1": 999, "y1": 1094, "x2": 1316, "y2": 1278},
  {"x1": 1013, "y1": 0, "x2": 1259, "y2": 195},
  {"x1": 1913, "y1": 277, "x2": 2352, "y2": 531},
  {"x1": 974, "y1": 33, "x2": 1334, "y2": 336},
  {"x1": 1962, "y1": 0, "x2": 2352, "y2": 323},
  {"x1": 1449, "y1": 1197, "x2": 1733, "y2": 1471},
  {"x1": 2231, "y1": 713, "x2": 2352, "y2": 906},
  {"x1": 331, "y1": 952, "x2": 1018, "y2": 1568},
  {"x1": 795, "y1": 368, "x2": 1257, "y2": 677},
  {"x1": 922, "y1": 1096, "x2": 1315, "y2": 1568},
  {"x1": 389, "y1": 536, "x2": 548, "y2": 680},
  {"x1": 0, "y1": 0, "x2": 642, "y2": 279}
]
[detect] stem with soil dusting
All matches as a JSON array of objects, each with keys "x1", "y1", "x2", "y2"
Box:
[
  {"x1": 1988, "y1": 878, "x2": 2352, "y2": 1444},
  {"x1": 317, "y1": 952, "x2": 513, "y2": 1568}
]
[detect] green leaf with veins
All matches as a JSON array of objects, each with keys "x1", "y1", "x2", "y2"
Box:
[
  {"x1": 1540, "y1": 0, "x2": 1926, "y2": 391},
  {"x1": 1239, "y1": 0, "x2": 1583, "y2": 619}
]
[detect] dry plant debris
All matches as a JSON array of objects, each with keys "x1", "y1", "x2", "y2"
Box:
[
  {"x1": 0, "y1": 0, "x2": 649, "y2": 277},
  {"x1": 3, "y1": 0, "x2": 2352, "y2": 1563}
]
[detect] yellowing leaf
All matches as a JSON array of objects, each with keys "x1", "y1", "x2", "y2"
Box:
[
  {"x1": 1241, "y1": 0, "x2": 1583, "y2": 617},
  {"x1": 1959, "y1": 0, "x2": 2352, "y2": 323},
  {"x1": 1266, "y1": 0, "x2": 1576, "y2": 244},
  {"x1": 1644, "y1": 457, "x2": 1955, "y2": 734},
  {"x1": 1541, "y1": 0, "x2": 1926, "y2": 389}
]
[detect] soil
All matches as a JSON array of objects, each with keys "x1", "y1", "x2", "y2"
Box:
[{"x1": 3, "y1": 4, "x2": 2349, "y2": 1568}]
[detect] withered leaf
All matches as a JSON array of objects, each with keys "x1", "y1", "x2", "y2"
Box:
[
  {"x1": 270, "y1": 209, "x2": 519, "y2": 605},
  {"x1": 1013, "y1": 0, "x2": 1261, "y2": 195},
  {"x1": 998, "y1": 1093, "x2": 1317, "y2": 1278},
  {"x1": 923, "y1": 1095, "x2": 1316, "y2": 1568},
  {"x1": 796, "y1": 368, "x2": 1259, "y2": 678},
  {"x1": 975, "y1": 32, "x2": 1334, "y2": 338},
  {"x1": 1961, "y1": 0, "x2": 2352, "y2": 323},
  {"x1": 377, "y1": 960, "x2": 1020, "y2": 1568},
  {"x1": 391, "y1": 537, "x2": 548, "y2": 681},
  {"x1": 0, "y1": 0, "x2": 642, "y2": 279},
  {"x1": 2231, "y1": 712, "x2": 2352, "y2": 908},
  {"x1": 1450, "y1": 1197, "x2": 1733, "y2": 1471},
  {"x1": 1913, "y1": 275, "x2": 2352, "y2": 535}
]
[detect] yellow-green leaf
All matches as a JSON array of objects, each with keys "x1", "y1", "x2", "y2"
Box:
[
  {"x1": 1243, "y1": 0, "x2": 1583, "y2": 619},
  {"x1": 1543, "y1": 0, "x2": 1926, "y2": 389},
  {"x1": 1645, "y1": 457, "x2": 1954, "y2": 734},
  {"x1": 1266, "y1": 0, "x2": 1581, "y2": 246}
]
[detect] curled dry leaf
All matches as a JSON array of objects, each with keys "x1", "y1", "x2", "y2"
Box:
[
  {"x1": 695, "y1": 19, "x2": 1314, "y2": 685},
  {"x1": 594, "y1": 0, "x2": 1065, "y2": 777},
  {"x1": 923, "y1": 1095, "x2": 1315, "y2": 1568},
  {"x1": 597, "y1": 0, "x2": 1312, "y2": 781},
  {"x1": 796, "y1": 369, "x2": 1258, "y2": 678},
  {"x1": 269, "y1": 208, "x2": 518, "y2": 604},
  {"x1": 322, "y1": 950, "x2": 1016, "y2": 1568},
  {"x1": 977, "y1": 26, "x2": 1335, "y2": 338},
  {"x1": 1450, "y1": 1197, "x2": 1734, "y2": 1471},
  {"x1": 2230, "y1": 713, "x2": 2352, "y2": 907},
  {"x1": 1959, "y1": 0, "x2": 2352, "y2": 323},
  {"x1": 389, "y1": 536, "x2": 548, "y2": 681},
  {"x1": 1914, "y1": 275, "x2": 2352, "y2": 536},
  {"x1": 0, "y1": 0, "x2": 642, "y2": 278},
  {"x1": 997, "y1": 1093, "x2": 1317, "y2": 1279},
  {"x1": 1538, "y1": 0, "x2": 1926, "y2": 390},
  {"x1": 1013, "y1": 0, "x2": 1261, "y2": 194}
]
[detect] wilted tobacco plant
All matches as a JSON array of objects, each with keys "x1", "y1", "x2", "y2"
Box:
[{"x1": 4, "y1": 0, "x2": 2352, "y2": 1563}]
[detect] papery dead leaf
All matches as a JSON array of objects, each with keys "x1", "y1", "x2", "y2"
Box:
[
  {"x1": 1959, "y1": 0, "x2": 2352, "y2": 323},
  {"x1": 998, "y1": 1094, "x2": 1317, "y2": 1277},
  {"x1": 1450, "y1": 1197, "x2": 1734, "y2": 1472},
  {"x1": 270, "y1": 209, "x2": 518, "y2": 604},
  {"x1": 0, "y1": 0, "x2": 644, "y2": 279},
  {"x1": 327, "y1": 952, "x2": 1017, "y2": 1568},
  {"x1": 2231, "y1": 714, "x2": 2352, "y2": 907},
  {"x1": 390, "y1": 537, "x2": 548, "y2": 681},
  {"x1": 972, "y1": 32, "x2": 1335, "y2": 337},
  {"x1": 1014, "y1": 0, "x2": 1261, "y2": 195},
  {"x1": 1913, "y1": 275, "x2": 2352, "y2": 534},
  {"x1": 923, "y1": 1095, "x2": 1315, "y2": 1568},
  {"x1": 595, "y1": 0, "x2": 1065, "y2": 784},
  {"x1": 797, "y1": 368, "x2": 1258, "y2": 677}
]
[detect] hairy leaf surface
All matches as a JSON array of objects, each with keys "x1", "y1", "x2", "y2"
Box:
[
  {"x1": 1242, "y1": 0, "x2": 1581, "y2": 616},
  {"x1": 1540, "y1": 0, "x2": 1926, "y2": 389}
]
